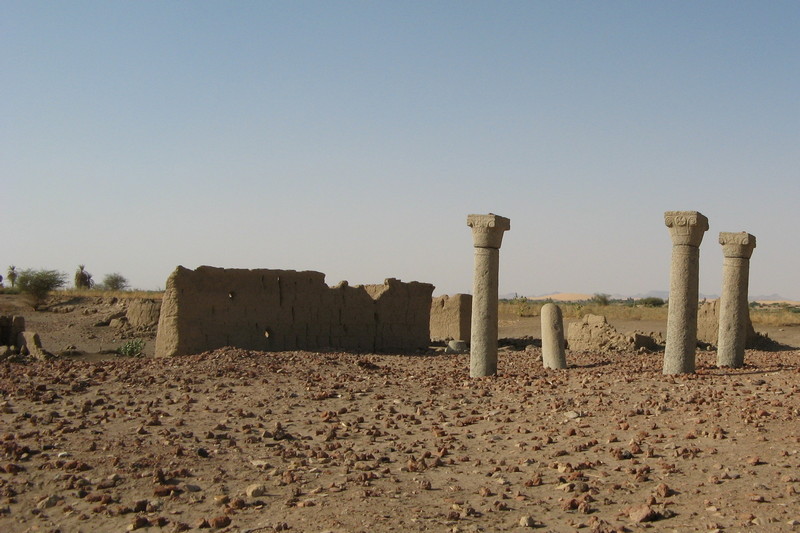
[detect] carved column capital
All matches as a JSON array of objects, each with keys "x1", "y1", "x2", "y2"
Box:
[
  {"x1": 664, "y1": 211, "x2": 709, "y2": 247},
  {"x1": 467, "y1": 214, "x2": 510, "y2": 249},
  {"x1": 719, "y1": 232, "x2": 756, "y2": 259}
]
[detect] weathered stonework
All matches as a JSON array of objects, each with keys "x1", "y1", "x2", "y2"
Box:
[
  {"x1": 18, "y1": 331, "x2": 45, "y2": 360},
  {"x1": 467, "y1": 214, "x2": 510, "y2": 377},
  {"x1": 126, "y1": 299, "x2": 162, "y2": 330},
  {"x1": 155, "y1": 266, "x2": 434, "y2": 357},
  {"x1": 430, "y1": 294, "x2": 472, "y2": 342},
  {"x1": 717, "y1": 232, "x2": 756, "y2": 368},
  {"x1": 663, "y1": 211, "x2": 708, "y2": 374},
  {"x1": 541, "y1": 303, "x2": 567, "y2": 369}
]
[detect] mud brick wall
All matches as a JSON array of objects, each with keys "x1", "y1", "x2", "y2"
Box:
[
  {"x1": 367, "y1": 278, "x2": 437, "y2": 351},
  {"x1": 429, "y1": 294, "x2": 472, "y2": 342},
  {"x1": 155, "y1": 266, "x2": 434, "y2": 357}
]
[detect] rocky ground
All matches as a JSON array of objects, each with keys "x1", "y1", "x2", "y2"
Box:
[{"x1": 1, "y1": 295, "x2": 799, "y2": 532}]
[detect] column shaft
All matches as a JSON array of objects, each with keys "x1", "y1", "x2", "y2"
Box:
[
  {"x1": 663, "y1": 211, "x2": 708, "y2": 375},
  {"x1": 716, "y1": 232, "x2": 756, "y2": 368},
  {"x1": 470, "y1": 247, "x2": 499, "y2": 377},
  {"x1": 717, "y1": 257, "x2": 750, "y2": 367},
  {"x1": 467, "y1": 213, "x2": 509, "y2": 378},
  {"x1": 664, "y1": 245, "x2": 700, "y2": 374}
]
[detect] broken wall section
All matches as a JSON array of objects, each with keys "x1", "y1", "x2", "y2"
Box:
[
  {"x1": 155, "y1": 266, "x2": 434, "y2": 357},
  {"x1": 566, "y1": 314, "x2": 664, "y2": 354},
  {"x1": 430, "y1": 294, "x2": 472, "y2": 342}
]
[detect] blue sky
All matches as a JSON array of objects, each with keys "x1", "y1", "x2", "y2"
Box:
[{"x1": 3, "y1": 1, "x2": 799, "y2": 299}]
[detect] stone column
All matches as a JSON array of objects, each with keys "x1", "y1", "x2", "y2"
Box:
[
  {"x1": 663, "y1": 211, "x2": 709, "y2": 375},
  {"x1": 467, "y1": 214, "x2": 510, "y2": 377},
  {"x1": 541, "y1": 303, "x2": 567, "y2": 369},
  {"x1": 717, "y1": 232, "x2": 756, "y2": 368}
]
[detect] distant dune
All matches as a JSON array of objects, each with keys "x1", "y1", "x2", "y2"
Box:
[{"x1": 528, "y1": 292, "x2": 593, "y2": 302}]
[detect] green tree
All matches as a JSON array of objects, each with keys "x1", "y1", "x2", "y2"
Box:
[
  {"x1": 101, "y1": 273, "x2": 130, "y2": 291},
  {"x1": 74, "y1": 265, "x2": 94, "y2": 289},
  {"x1": 590, "y1": 293, "x2": 611, "y2": 306},
  {"x1": 17, "y1": 269, "x2": 67, "y2": 309}
]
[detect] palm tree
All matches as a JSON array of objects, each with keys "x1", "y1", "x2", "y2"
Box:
[
  {"x1": 7, "y1": 266, "x2": 17, "y2": 288},
  {"x1": 74, "y1": 265, "x2": 94, "y2": 289}
]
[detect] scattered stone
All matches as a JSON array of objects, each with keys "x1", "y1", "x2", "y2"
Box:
[
  {"x1": 127, "y1": 516, "x2": 151, "y2": 531},
  {"x1": 245, "y1": 483, "x2": 268, "y2": 497},
  {"x1": 209, "y1": 515, "x2": 231, "y2": 528},
  {"x1": 445, "y1": 340, "x2": 469, "y2": 354},
  {"x1": 36, "y1": 494, "x2": 61, "y2": 509},
  {"x1": 628, "y1": 504, "x2": 658, "y2": 523}
]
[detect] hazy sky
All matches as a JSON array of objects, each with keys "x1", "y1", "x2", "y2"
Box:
[{"x1": 3, "y1": 2, "x2": 799, "y2": 299}]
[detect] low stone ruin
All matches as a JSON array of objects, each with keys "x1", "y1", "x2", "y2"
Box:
[
  {"x1": 155, "y1": 266, "x2": 434, "y2": 357},
  {"x1": 103, "y1": 298, "x2": 163, "y2": 332},
  {"x1": 567, "y1": 314, "x2": 663, "y2": 354},
  {"x1": 126, "y1": 299, "x2": 162, "y2": 330},
  {"x1": 430, "y1": 294, "x2": 471, "y2": 342},
  {"x1": 0, "y1": 315, "x2": 25, "y2": 347},
  {"x1": 0, "y1": 315, "x2": 51, "y2": 361}
]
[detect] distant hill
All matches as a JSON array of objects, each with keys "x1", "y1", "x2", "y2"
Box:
[{"x1": 503, "y1": 290, "x2": 798, "y2": 304}]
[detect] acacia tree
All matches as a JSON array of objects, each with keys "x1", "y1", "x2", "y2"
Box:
[
  {"x1": 101, "y1": 273, "x2": 129, "y2": 291},
  {"x1": 17, "y1": 269, "x2": 67, "y2": 309}
]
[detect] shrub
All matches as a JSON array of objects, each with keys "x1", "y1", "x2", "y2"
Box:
[
  {"x1": 639, "y1": 297, "x2": 666, "y2": 307},
  {"x1": 118, "y1": 339, "x2": 145, "y2": 357},
  {"x1": 101, "y1": 273, "x2": 130, "y2": 291},
  {"x1": 590, "y1": 293, "x2": 611, "y2": 306},
  {"x1": 16, "y1": 269, "x2": 68, "y2": 309}
]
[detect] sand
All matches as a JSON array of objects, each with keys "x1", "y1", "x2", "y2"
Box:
[{"x1": 1, "y1": 294, "x2": 799, "y2": 532}]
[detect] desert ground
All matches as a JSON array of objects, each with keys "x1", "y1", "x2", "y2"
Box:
[{"x1": 1, "y1": 294, "x2": 799, "y2": 532}]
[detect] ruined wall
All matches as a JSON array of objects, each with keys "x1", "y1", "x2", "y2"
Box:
[
  {"x1": 155, "y1": 266, "x2": 434, "y2": 357},
  {"x1": 366, "y1": 278, "x2": 436, "y2": 351},
  {"x1": 126, "y1": 299, "x2": 162, "y2": 330},
  {"x1": 567, "y1": 314, "x2": 634, "y2": 353},
  {"x1": 0, "y1": 315, "x2": 25, "y2": 347},
  {"x1": 430, "y1": 294, "x2": 472, "y2": 341},
  {"x1": 697, "y1": 299, "x2": 757, "y2": 348},
  {"x1": 566, "y1": 314, "x2": 664, "y2": 354}
]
